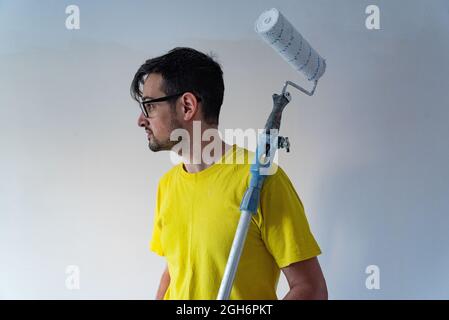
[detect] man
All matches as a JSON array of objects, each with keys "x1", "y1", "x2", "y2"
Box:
[{"x1": 131, "y1": 47, "x2": 327, "y2": 300}]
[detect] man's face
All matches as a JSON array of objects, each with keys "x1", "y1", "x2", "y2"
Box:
[{"x1": 137, "y1": 73, "x2": 183, "y2": 152}]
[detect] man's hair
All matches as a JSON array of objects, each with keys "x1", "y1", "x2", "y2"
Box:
[{"x1": 131, "y1": 47, "x2": 224, "y2": 125}]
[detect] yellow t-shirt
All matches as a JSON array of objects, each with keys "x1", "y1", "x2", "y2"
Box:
[{"x1": 150, "y1": 144, "x2": 321, "y2": 300}]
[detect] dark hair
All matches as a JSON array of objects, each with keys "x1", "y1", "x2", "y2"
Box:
[{"x1": 131, "y1": 47, "x2": 224, "y2": 125}]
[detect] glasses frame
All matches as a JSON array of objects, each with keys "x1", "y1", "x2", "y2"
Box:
[{"x1": 139, "y1": 92, "x2": 202, "y2": 118}]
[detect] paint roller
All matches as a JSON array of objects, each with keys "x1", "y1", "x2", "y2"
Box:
[
  {"x1": 255, "y1": 7, "x2": 326, "y2": 96},
  {"x1": 217, "y1": 8, "x2": 326, "y2": 300}
]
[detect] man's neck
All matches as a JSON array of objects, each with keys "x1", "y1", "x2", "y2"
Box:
[{"x1": 182, "y1": 140, "x2": 232, "y2": 174}]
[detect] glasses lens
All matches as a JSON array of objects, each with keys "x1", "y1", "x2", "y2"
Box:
[{"x1": 140, "y1": 102, "x2": 148, "y2": 117}]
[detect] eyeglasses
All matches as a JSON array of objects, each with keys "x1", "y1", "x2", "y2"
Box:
[{"x1": 139, "y1": 92, "x2": 202, "y2": 118}]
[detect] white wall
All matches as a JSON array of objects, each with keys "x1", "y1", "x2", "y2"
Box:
[{"x1": 1, "y1": 0, "x2": 449, "y2": 299}]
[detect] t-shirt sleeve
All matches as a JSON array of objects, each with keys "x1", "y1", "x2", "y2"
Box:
[
  {"x1": 259, "y1": 166, "x2": 321, "y2": 268},
  {"x1": 149, "y1": 180, "x2": 164, "y2": 256}
]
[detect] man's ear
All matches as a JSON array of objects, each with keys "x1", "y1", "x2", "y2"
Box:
[{"x1": 180, "y1": 92, "x2": 200, "y2": 121}]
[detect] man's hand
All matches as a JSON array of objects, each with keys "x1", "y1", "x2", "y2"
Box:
[
  {"x1": 281, "y1": 257, "x2": 328, "y2": 300},
  {"x1": 156, "y1": 265, "x2": 170, "y2": 300}
]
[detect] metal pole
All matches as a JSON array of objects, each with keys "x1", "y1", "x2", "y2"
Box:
[
  {"x1": 216, "y1": 90, "x2": 293, "y2": 300},
  {"x1": 216, "y1": 210, "x2": 253, "y2": 300}
]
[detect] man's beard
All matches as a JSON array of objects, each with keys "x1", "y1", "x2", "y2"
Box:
[{"x1": 148, "y1": 117, "x2": 183, "y2": 152}]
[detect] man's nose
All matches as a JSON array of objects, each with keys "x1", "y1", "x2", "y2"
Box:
[{"x1": 137, "y1": 112, "x2": 149, "y2": 127}]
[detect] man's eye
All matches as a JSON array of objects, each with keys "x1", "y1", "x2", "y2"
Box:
[{"x1": 144, "y1": 102, "x2": 154, "y2": 111}]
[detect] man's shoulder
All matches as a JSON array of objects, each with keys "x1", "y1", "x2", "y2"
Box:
[
  {"x1": 231, "y1": 145, "x2": 286, "y2": 179},
  {"x1": 158, "y1": 163, "x2": 182, "y2": 187}
]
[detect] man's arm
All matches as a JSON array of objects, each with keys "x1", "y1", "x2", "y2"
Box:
[
  {"x1": 155, "y1": 265, "x2": 170, "y2": 300},
  {"x1": 281, "y1": 257, "x2": 328, "y2": 300}
]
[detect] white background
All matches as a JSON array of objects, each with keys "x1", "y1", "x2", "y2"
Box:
[{"x1": 1, "y1": 0, "x2": 449, "y2": 299}]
